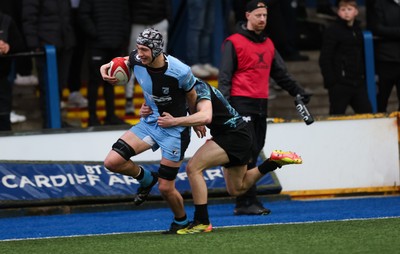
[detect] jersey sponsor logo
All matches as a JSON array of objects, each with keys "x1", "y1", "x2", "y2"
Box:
[
  {"x1": 152, "y1": 95, "x2": 172, "y2": 104},
  {"x1": 152, "y1": 87, "x2": 172, "y2": 105},
  {"x1": 254, "y1": 51, "x2": 270, "y2": 69},
  {"x1": 256, "y1": 52, "x2": 266, "y2": 64},
  {"x1": 242, "y1": 116, "x2": 252, "y2": 122}
]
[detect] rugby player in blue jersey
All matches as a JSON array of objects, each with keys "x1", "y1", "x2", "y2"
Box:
[
  {"x1": 100, "y1": 28, "x2": 198, "y2": 234},
  {"x1": 148, "y1": 79, "x2": 303, "y2": 234}
]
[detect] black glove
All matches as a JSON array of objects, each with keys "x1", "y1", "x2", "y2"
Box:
[{"x1": 298, "y1": 92, "x2": 312, "y2": 104}]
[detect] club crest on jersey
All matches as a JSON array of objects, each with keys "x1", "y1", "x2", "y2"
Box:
[{"x1": 162, "y1": 87, "x2": 169, "y2": 95}]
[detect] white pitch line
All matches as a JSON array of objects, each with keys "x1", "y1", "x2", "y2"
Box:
[{"x1": 1, "y1": 216, "x2": 399, "y2": 242}]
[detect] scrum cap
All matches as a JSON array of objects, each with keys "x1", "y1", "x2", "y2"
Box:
[{"x1": 136, "y1": 28, "x2": 164, "y2": 59}]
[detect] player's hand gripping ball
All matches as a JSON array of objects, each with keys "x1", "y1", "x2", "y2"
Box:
[{"x1": 108, "y1": 57, "x2": 131, "y2": 86}]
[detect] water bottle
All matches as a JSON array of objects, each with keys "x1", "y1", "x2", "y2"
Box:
[{"x1": 294, "y1": 94, "x2": 314, "y2": 125}]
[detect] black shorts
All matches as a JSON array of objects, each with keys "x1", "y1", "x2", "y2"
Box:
[{"x1": 212, "y1": 126, "x2": 253, "y2": 167}]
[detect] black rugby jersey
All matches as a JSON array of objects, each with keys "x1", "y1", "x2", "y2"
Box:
[{"x1": 194, "y1": 80, "x2": 246, "y2": 136}]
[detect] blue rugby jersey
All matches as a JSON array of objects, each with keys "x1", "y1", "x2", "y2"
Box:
[{"x1": 129, "y1": 50, "x2": 196, "y2": 126}]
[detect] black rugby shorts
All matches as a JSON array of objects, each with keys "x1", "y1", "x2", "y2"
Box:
[{"x1": 212, "y1": 126, "x2": 252, "y2": 167}]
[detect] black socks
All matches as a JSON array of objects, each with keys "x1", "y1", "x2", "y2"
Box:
[
  {"x1": 258, "y1": 159, "x2": 280, "y2": 174},
  {"x1": 194, "y1": 204, "x2": 210, "y2": 225}
]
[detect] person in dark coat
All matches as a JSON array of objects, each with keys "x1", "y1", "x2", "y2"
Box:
[
  {"x1": 0, "y1": 11, "x2": 25, "y2": 131},
  {"x1": 369, "y1": 0, "x2": 400, "y2": 113},
  {"x1": 124, "y1": 0, "x2": 172, "y2": 116},
  {"x1": 22, "y1": 0, "x2": 76, "y2": 128},
  {"x1": 79, "y1": 0, "x2": 130, "y2": 126},
  {"x1": 319, "y1": 0, "x2": 372, "y2": 115},
  {"x1": 1, "y1": 0, "x2": 38, "y2": 86}
]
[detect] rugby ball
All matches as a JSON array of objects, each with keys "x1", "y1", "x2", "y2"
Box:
[{"x1": 108, "y1": 57, "x2": 131, "y2": 86}]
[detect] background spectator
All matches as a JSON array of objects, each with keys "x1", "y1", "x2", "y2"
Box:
[
  {"x1": 22, "y1": 0, "x2": 76, "y2": 128},
  {"x1": 66, "y1": 0, "x2": 88, "y2": 109},
  {"x1": 0, "y1": 2, "x2": 29, "y2": 124},
  {"x1": 1, "y1": 0, "x2": 38, "y2": 87},
  {"x1": 319, "y1": 0, "x2": 372, "y2": 115},
  {"x1": 124, "y1": 0, "x2": 172, "y2": 116},
  {"x1": 78, "y1": 0, "x2": 130, "y2": 126},
  {"x1": 0, "y1": 11, "x2": 25, "y2": 131},
  {"x1": 369, "y1": 0, "x2": 400, "y2": 113},
  {"x1": 186, "y1": 0, "x2": 219, "y2": 78}
]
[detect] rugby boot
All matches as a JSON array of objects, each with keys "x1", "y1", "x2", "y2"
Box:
[
  {"x1": 177, "y1": 221, "x2": 212, "y2": 235},
  {"x1": 269, "y1": 150, "x2": 302, "y2": 167},
  {"x1": 134, "y1": 171, "x2": 158, "y2": 206},
  {"x1": 162, "y1": 221, "x2": 190, "y2": 234}
]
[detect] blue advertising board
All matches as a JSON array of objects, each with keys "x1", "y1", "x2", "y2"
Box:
[{"x1": 0, "y1": 159, "x2": 281, "y2": 205}]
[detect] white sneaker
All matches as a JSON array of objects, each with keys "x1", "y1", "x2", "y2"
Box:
[
  {"x1": 10, "y1": 111, "x2": 26, "y2": 123},
  {"x1": 28, "y1": 75, "x2": 39, "y2": 85},
  {"x1": 203, "y1": 63, "x2": 219, "y2": 77},
  {"x1": 191, "y1": 64, "x2": 211, "y2": 78},
  {"x1": 14, "y1": 74, "x2": 39, "y2": 86},
  {"x1": 67, "y1": 91, "x2": 88, "y2": 108}
]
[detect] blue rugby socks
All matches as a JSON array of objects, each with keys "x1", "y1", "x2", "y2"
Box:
[
  {"x1": 173, "y1": 215, "x2": 189, "y2": 226},
  {"x1": 136, "y1": 166, "x2": 154, "y2": 187}
]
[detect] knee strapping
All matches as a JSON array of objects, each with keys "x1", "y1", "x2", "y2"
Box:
[
  {"x1": 112, "y1": 138, "x2": 136, "y2": 161},
  {"x1": 158, "y1": 164, "x2": 180, "y2": 181}
]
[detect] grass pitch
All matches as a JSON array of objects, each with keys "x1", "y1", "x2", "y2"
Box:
[{"x1": 1, "y1": 217, "x2": 399, "y2": 254}]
